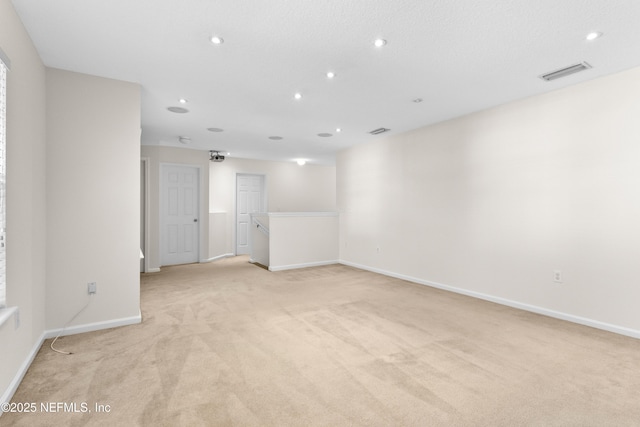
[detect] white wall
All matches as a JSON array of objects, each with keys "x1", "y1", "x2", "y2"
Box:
[
  {"x1": 269, "y1": 213, "x2": 339, "y2": 271},
  {"x1": 46, "y1": 69, "x2": 141, "y2": 329},
  {"x1": 140, "y1": 145, "x2": 210, "y2": 270},
  {"x1": 338, "y1": 66, "x2": 640, "y2": 335},
  {"x1": 209, "y1": 157, "x2": 336, "y2": 257},
  {"x1": 0, "y1": 0, "x2": 47, "y2": 404}
]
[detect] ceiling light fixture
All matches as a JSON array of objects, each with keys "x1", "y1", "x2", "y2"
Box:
[
  {"x1": 296, "y1": 159, "x2": 306, "y2": 166},
  {"x1": 326, "y1": 71, "x2": 336, "y2": 79},
  {"x1": 318, "y1": 133, "x2": 333, "y2": 137},
  {"x1": 336, "y1": 128, "x2": 342, "y2": 133},
  {"x1": 268, "y1": 136, "x2": 283, "y2": 140},
  {"x1": 413, "y1": 98, "x2": 423, "y2": 103},
  {"x1": 211, "y1": 36, "x2": 224, "y2": 45},
  {"x1": 178, "y1": 136, "x2": 191, "y2": 144},
  {"x1": 207, "y1": 127, "x2": 224, "y2": 132},
  {"x1": 294, "y1": 92, "x2": 302, "y2": 100},
  {"x1": 179, "y1": 98, "x2": 188, "y2": 104},
  {"x1": 374, "y1": 38, "x2": 387, "y2": 47},
  {"x1": 586, "y1": 32, "x2": 602, "y2": 41}
]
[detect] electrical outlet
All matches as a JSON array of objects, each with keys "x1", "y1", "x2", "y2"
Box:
[
  {"x1": 553, "y1": 270, "x2": 563, "y2": 283},
  {"x1": 88, "y1": 282, "x2": 97, "y2": 295}
]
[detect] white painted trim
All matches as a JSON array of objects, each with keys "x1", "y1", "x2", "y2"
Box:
[
  {"x1": 269, "y1": 260, "x2": 338, "y2": 272},
  {"x1": 267, "y1": 211, "x2": 338, "y2": 218},
  {"x1": 339, "y1": 260, "x2": 640, "y2": 340},
  {"x1": 0, "y1": 46, "x2": 11, "y2": 70},
  {"x1": 1, "y1": 332, "x2": 46, "y2": 407},
  {"x1": 200, "y1": 253, "x2": 234, "y2": 263},
  {"x1": 1, "y1": 311, "x2": 143, "y2": 408},
  {"x1": 145, "y1": 267, "x2": 161, "y2": 273},
  {"x1": 44, "y1": 312, "x2": 142, "y2": 339},
  {"x1": 0, "y1": 306, "x2": 17, "y2": 327},
  {"x1": 141, "y1": 157, "x2": 151, "y2": 273}
]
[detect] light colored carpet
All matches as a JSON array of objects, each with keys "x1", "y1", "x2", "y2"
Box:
[{"x1": 4, "y1": 256, "x2": 640, "y2": 426}]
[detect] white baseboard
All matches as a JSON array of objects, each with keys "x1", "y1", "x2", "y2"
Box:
[
  {"x1": 0, "y1": 332, "x2": 46, "y2": 407},
  {"x1": 149, "y1": 252, "x2": 235, "y2": 270},
  {"x1": 269, "y1": 260, "x2": 338, "y2": 272},
  {"x1": 200, "y1": 253, "x2": 234, "y2": 263},
  {"x1": 44, "y1": 312, "x2": 142, "y2": 339},
  {"x1": 340, "y1": 260, "x2": 640, "y2": 340},
  {"x1": 1, "y1": 312, "x2": 143, "y2": 409}
]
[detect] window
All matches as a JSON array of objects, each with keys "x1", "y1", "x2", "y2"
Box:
[{"x1": 0, "y1": 52, "x2": 7, "y2": 308}]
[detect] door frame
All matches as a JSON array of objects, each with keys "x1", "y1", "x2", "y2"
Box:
[
  {"x1": 159, "y1": 162, "x2": 204, "y2": 266},
  {"x1": 235, "y1": 173, "x2": 267, "y2": 255},
  {"x1": 141, "y1": 157, "x2": 150, "y2": 273}
]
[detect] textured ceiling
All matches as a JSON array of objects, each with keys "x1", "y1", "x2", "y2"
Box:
[{"x1": 11, "y1": 0, "x2": 640, "y2": 165}]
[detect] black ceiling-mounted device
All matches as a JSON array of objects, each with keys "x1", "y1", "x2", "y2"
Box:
[{"x1": 209, "y1": 150, "x2": 225, "y2": 162}]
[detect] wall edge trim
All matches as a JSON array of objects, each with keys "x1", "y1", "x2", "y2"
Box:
[
  {"x1": 269, "y1": 260, "x2": 338, "y2": 272},
  {"x1": 339, "y1": 260, "x2": 640, "y2": 340},
  {"x1": 44, "y1": 312, "x2": 142, "y2": 339},
  {"x1": 201, "y1": 253, "x2": 234, "y2": 263},
  {"x1": 0, "y1": 331, "x2": 46, "y2": 407}
]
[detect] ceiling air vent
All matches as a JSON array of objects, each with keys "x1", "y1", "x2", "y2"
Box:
[
  {"x1": 540, "y1": 62, "x2": 591, "y2": 81},
  {"x1": 369, "y1": 127, "x2": 390, "y2": 135}
]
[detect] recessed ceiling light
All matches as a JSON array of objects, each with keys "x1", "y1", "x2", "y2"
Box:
[
  {"x1": 413, "y1": 98, "x2": 423, "y2": 103},
  {"x1": 586, "y1": 32, "x2": 602, "y2": 41},
  {"x1": 326, "y1": 71, "x2": 336, "y2": 79},
  {"x1": 297, "y1": 159, "x2": 306, "y2": 166},
  {"x1": 211, "y1": 36, "x2": 224, "y2": 45},
  {"x1": 167, "y1": 106, "x2": 189, "y2": 113},
  {"x1": 374, "y1": 38, "x2": 387, "y2": 47},
  {"x1": 179, "y1": 98, "x2": 188, "y2": 104},
  {"x1": 336, "y1": 128, "x2": 342, "y2": 133},
  {"x1": 268, "y1": 136, "x2": 283, "y2": 140},
  {"x1": 318, "y1": 133, "x2": 333, "y2": 137},
  {"x1": 294, "y1": 93, "x2": 302, "y2": 100},
  {"x1": 207, "y1": 127, "x2": 224, "y2": 132}
]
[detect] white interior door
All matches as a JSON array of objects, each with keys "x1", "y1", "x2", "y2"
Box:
[
  {"x1": 236, "y1": 174, "x2": 264, "y2": 255},
  {"x1": 161, "y1": 164, "x2": 199, "y2": 266}
]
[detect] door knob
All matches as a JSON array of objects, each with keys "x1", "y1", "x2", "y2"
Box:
[{"x1": 193, "y1": 219, "x2": 198, "y2": 222}]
